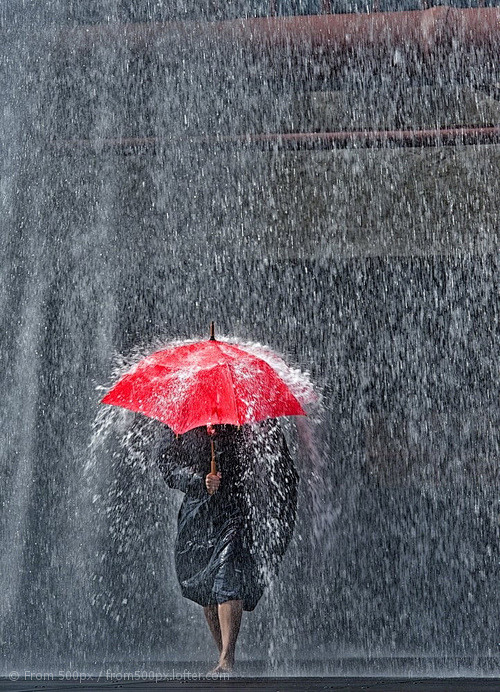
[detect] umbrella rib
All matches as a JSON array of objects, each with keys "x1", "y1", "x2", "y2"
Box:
[
  {"x1": 221, "y1": 361, "x2": 241, "y2": 425},
  {"x1": 211, "y1": 340, "x2": 242, "y2": 425}
]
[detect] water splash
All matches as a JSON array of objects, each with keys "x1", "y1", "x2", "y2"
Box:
[{"x1": 85, "y1": 334, "x2": 325, "y2": 671}]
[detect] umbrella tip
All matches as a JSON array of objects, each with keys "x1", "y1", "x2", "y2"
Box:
[{"x1": 209, "y1": 321, "x2": 215, "y2": 340}]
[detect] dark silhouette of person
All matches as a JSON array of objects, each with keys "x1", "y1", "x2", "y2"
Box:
[{"x1": 154, "y1": 420, "x2": 298, "y2": 673}]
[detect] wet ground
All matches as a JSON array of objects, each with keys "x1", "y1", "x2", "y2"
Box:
[{"x1": 2, "y1": 677, "x2": 500, "y2": 692}]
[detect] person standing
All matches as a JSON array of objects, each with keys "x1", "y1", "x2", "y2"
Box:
[{"x1": 155, "y1": 421, "x2": 298, "y2": 673}]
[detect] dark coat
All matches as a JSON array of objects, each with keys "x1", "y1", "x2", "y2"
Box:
[{"x1": 155, "y1": 421, "x2": 298, "y2": 611}]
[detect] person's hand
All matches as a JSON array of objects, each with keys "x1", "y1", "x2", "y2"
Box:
[{"x1": 205, "y1": 472, "x2": 221, "y2": 495}]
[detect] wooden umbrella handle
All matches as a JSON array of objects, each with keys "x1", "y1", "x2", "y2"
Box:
[{"x1": 211, "y1": 439, "x2": 216, "y2": 475}]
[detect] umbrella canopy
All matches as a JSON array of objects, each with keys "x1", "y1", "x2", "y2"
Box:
[{"x1": 101, "y1": 336, "x2": 306, "y2": 435}]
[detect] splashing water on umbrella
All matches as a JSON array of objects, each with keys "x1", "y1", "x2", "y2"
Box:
[
  {"x1": 82, "y1": 333, "x2": 337, "y2": 671},
  {"x1": 89, "y1": 332, "x2": 327, "y2": 523},
  {"x1": 100, "y1": 328, "x2": 314, "y2": 428}
]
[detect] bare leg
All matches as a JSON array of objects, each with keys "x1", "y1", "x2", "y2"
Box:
[
  {"x1": 203, "y1": 605, "x2": 222, "y2": 654},
  {"x1": 210, "y1": 599, "x2": 243, "y2": 672}
]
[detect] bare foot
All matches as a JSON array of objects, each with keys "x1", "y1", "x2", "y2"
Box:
[{"x1": 207, "y1": 657, "x2": 234, "y2": 675}]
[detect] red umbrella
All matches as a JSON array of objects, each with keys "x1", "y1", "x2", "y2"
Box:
[{"x1": 101, "y1": 324, "x2": 306, "y2": 473}]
